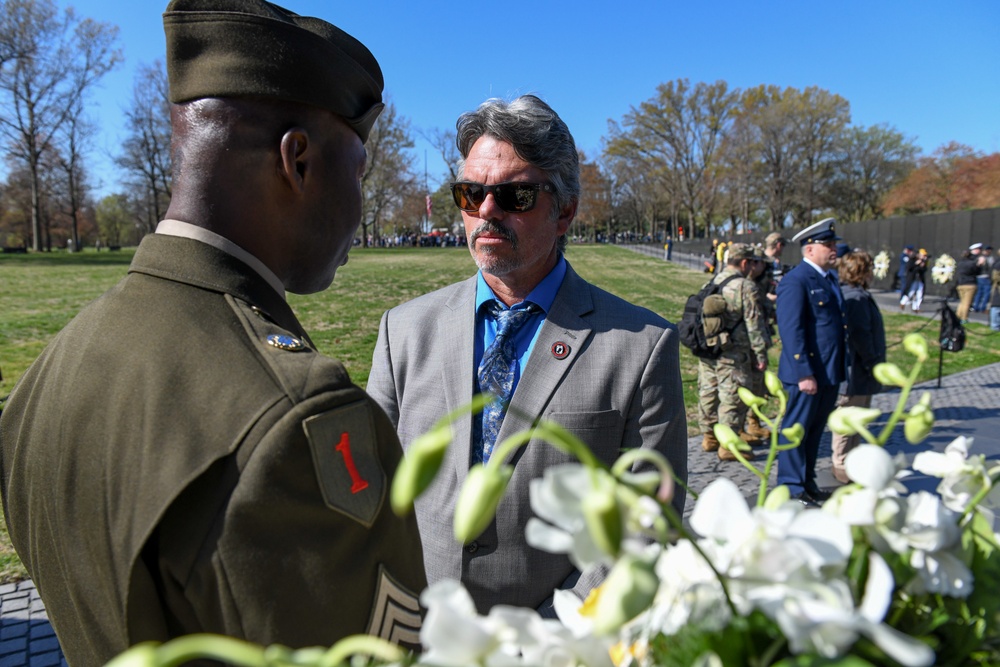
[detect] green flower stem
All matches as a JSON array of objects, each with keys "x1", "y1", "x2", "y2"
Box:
[
  {"x1": 528, "y1": 421, "x2": 603, "y2": 468},
  {"x1": 875, "y1": 359, "x2": 923, "y2": 445},
  {"x1": 757, "y1": 635, "x2": 789, "y2": 667},
  {"x1": 487, "y1": 429, "x2": 535, "y2": 470},
  {"x1": 488, "y1": 421, "x2": 601, "y2": 472},
  {"x1": 755, "y1": 435, "x2": 782, "y2": 507},
  {"x1": 746, "y1": 390, "x2": 787, "y2": 506},
  {"x1": 960, "y1": 471, "x2": 1000, "y2": 523},
  {"x1": 317, "y1": 635, "x2": 406, "y2": 667},
  {"x1": 610, "y1": 448, "x2": 670, "y2": 479},
  {"x1": 154, "y1": 635, "x2": 267, "y2": 667}
]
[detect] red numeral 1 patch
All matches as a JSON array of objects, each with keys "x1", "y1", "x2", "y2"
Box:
[
  {"x1": 304, "y1": 400, "x2": 385, "y2": 527},
  {"x1": 335, "y1": 432, "x2": 370, "y2": 494}
]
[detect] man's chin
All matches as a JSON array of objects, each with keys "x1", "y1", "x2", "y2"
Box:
[{"x1": 473, "y1": 251, "x2": 520, "y2": 278}]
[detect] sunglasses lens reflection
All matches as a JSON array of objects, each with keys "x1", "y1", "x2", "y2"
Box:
[{"x1": 451, "y1": 182, "x2": 541, "y2": 213}]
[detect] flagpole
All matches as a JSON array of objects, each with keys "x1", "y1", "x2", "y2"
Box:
[{"x1": 424, "y1": 150, "x2": 429, "y2": 234}]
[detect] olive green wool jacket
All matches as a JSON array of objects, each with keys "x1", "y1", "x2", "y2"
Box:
[{"x1": 0, "y1": 234, "x2": 425, "y2": 666}]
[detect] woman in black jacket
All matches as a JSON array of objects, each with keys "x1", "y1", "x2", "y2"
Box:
[
  {"x1": 956, "y1": 245, "x2": 983, "y2": 322},
  {"x1": 831, "y1": 251, "x2": 886, "y2": 483}
]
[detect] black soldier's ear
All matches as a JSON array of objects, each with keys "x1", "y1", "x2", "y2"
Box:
[{"x1": 279, "y1": 127, "x2": 310, "y2": 195}]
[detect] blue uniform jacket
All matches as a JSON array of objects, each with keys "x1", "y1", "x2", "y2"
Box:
[{"x1": 776, "y1": 260, "x2": 847, "y2": 387}]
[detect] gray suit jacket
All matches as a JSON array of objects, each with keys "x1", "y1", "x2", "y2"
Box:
[{"x1": 367, "y1": 263, "x2": 687, "y2": 613}]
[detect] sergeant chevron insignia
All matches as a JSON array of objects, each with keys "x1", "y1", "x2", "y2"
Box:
[{"x1": 365, "y1": 566, "x2": 422, "y2": 648}]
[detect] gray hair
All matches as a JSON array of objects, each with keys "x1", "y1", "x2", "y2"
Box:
[{"x1": 456, "y1": 95, "x2": 580, "y2": 218}]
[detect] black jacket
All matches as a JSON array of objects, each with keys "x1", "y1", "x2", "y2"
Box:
[
  {"x1": 840, "y1": 283, "x2": 886, "y2": 396},
  {"x1": 956, "y1": 256, "x2": 980, "y2": 286}
]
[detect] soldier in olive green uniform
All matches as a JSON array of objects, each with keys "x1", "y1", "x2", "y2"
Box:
[
  {"x1": 746, "y1": 234, "x2": 787, "y2": 440},
  {"x1": 697, "y1": 243, "x2": 769, "y2": 460},
  {"x1": 0, "y1": 2, "x2": 425, "y2": 665}
]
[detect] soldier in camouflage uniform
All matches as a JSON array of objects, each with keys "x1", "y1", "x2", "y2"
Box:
[
  {"x1": 697, "y1": 243, "x2": 770, "y2": 461},
  {"x1": 746, "y1": 233, "x2": 788, "y2": 439}
]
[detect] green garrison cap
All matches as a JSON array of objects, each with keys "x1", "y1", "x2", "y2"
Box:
[{"x1": 163, "y1": 0, "x2": 384, "y2": 142}]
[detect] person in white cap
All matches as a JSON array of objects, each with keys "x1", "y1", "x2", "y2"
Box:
[
  {"x1": 956, "y1": 243, "x2": 983, "y2": 322},
  {"x1": 774, "y1": 217, "x2": 847, "y2": 505}
]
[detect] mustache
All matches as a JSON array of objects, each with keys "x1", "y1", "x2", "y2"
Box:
[{"x1": 470, "y1": 220, "x2": 517, "y2": 247}]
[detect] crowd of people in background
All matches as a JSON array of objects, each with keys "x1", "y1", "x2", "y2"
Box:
[
  {"x1": 690, "y1": 221, "x2": 1000, "y2": 505},
  {"x1": 955, "y1": 242, "x2": 994, "y2": 323}
]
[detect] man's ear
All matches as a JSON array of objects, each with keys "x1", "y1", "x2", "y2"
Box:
[
  {"x1": 279, "y1": 127, "x2": 310, "y2": 195},
  {"x1": 555, "y1": 199, "x2": 578, "y2": 235}
]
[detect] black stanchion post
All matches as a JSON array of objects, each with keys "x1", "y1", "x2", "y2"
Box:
[{"x1": 938, "y1": 340, "x2": 944, "y2": 388}]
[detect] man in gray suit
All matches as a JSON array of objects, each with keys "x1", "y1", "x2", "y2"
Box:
[{"x1": 367, "y1": 95, "x2": 687, "y2": 615}]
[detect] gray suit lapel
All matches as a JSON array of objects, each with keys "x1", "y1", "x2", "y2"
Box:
[
  {"x1": 438, "y1": 277, "x2": 477, "y2": 480},
  {"x1": 495, "y1": 265, "x2": 594, "y2": 465}
]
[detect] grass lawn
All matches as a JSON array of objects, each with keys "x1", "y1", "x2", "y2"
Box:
[{"x1": 1, "y1": 244, "x2": 998, "y2": 582}]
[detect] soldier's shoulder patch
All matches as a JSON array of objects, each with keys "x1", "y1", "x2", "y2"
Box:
[
  {"x1": 366, "y1": 566, "x2": 422, "y2": 647},
  {"x1": 303, "y1": 401, "x2": 385, "y2": 527}
]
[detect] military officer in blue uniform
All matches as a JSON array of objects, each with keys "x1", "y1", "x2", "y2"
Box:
[
  {"x1": 775, "y1": 218, "x2": 848, "y2": 505},
  {"x1": 0, "y1": 2, "x2": 425, "y2": 664}
]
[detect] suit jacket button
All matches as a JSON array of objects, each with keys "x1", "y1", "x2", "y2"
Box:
[{"x1": 465, "y1": 541, "x2": 479, "y2": 554}]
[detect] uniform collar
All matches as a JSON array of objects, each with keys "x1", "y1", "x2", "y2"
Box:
[
  {"x1": 156, "y1": 219, "x2": 285, "y2": 300},
  {"x1": 802, "y1": 257, "x2": 830, "y2": 279}
]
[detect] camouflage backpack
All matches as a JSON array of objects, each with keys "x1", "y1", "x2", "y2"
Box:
[{"x1": 678, "y1": 274, "x2": 740, "y2": 359}]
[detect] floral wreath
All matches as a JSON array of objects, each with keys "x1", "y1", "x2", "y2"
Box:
[
  {"x1": 932, "y1": 253, "x2": 956, "y2": 284},
  {"x1": 873, "y1": 250, "x2": 891, "y2": 280}
]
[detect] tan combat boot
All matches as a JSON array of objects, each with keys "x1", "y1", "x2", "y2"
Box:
[
  {"x1": 701, "y1": 432, "x2": 720, "y2": 452},
  {"x1": 745, "y1": 414, "x2": 771, "y2": 441},
  {"x1": 718, "y1": 441, "x2": 755, "y2": 462}
]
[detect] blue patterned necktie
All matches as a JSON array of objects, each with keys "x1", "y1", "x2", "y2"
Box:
[{"x1": 474, "y1": 301, "x2": 539, "y2": 464}]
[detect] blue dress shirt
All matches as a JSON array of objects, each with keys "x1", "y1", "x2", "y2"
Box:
[{"x1": 474, "y1": 257, "x2": 567, "y2": 392}]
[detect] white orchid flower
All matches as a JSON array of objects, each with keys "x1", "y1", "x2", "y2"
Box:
[
  {"x1": 913, "y1": 436, "x2": 1000, "y2": 519},
  {"x1": 489, "y1": 605, "x2": 615, "y2": 667},
  {"x1": 420, "y1": 580, "x2": 614, "y2": 667},
  {"x1": 526, "y1": 464, "x2": 608, "y2": 570},
  {"x1": 844, "y1": 444, "x2": 910, "y2": 494},
  {"x1": 899, "y1": 492, "x2": 973, "y2": 597},
  {"x1": 690, "y1": 478, "x2": 852, "y2": 582},
  {"x1": 527, "y1": 464, "x2": 663, "y2": 571},
  {"x1": 419, "y1": 580, "x2": 501, "y2": 666},
  {"x1": 824, "y1": 445, "x2": 912, "y2": 528},
  {"x1": 647, "y1": 538, "x2": 733, "y2": 635},
  {"x1": 754, "y1": 554, "x2": 933, "y2": 666}
]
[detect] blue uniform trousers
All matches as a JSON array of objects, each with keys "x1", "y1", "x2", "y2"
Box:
[{"x1": 776, "y1": 382, "x2": 839, "y2": 495}]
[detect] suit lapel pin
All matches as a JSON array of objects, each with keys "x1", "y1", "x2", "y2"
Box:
[
  {"x1": 267, "y1": 334, "x2": 306, "y2": 351},
  {"x1": 551, "y1": 341, "x2": 570, "y2": 359}
]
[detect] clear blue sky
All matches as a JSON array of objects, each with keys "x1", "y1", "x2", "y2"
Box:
[{"x1": 65, "y1": 0, "x2": 1000, "y2": 198}]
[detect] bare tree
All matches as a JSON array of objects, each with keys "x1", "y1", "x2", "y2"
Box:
[
  {"x1": 789, "y1": 87, "x2": 851, "y2": 225},
  {"x1": 735, "y1": 85, "x2": 802, "y2": 231},
  {"x1": 53, "y1": 96, "x2": 95, "y2": 249},
  {"x1": 0, "y1": 0, "x2": 121, "y2": 250},
  {"x1": 574, "y1": 151, "x2": 612, "y2": 242},
  {"x1": 361, "y1": 100, "x2": 416, "y2": 246},
  {"x1": 95, "y1": 192, "x2": 131, "y2": 247},
  {"x1": 605, "y1": 79, "x2": 736, "y2": 239},
  {"x1": 420, "y1": 127, "x2": 460, "y2": 184},
  {"x1": 116, "y1": 59, "x2": 172, "y2": 235},
  {"x1": 827, "y1": 124, "x2": 917, "y2": 222}
]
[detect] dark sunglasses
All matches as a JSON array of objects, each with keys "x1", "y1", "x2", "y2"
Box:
[{"x1": 451, "y1": 181, "x2": 555, "y2": 213}]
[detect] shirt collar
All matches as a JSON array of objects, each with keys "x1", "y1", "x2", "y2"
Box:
[
  {"x1": 802, "y1": 257, "x2": 829, "y2": 278},
  {"x1": 475, "y1": 256, "x2": 567, "y2": 314},
  {"x1": 155, "y1": 219, "x2": 286, "y2": 300}
]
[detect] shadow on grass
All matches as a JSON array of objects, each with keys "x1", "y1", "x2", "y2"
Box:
[{"x1": 0, "y1": 250, "x2": 135, "y2": 267}]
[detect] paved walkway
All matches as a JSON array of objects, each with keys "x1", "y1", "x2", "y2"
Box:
[{"x1": 3, "y1": 251, "x2": 998, "y2": 665}]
